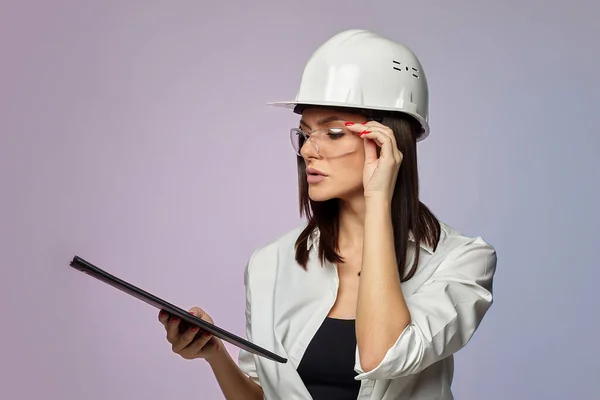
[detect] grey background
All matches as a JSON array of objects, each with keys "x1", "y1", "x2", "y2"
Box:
[{"x1": 1, "y1": 0, "x2": 598, "y2": 399}]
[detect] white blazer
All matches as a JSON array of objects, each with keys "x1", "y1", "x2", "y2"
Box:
[{"x1": 238, "y1": 221, "x2": 497, "y2": 399}]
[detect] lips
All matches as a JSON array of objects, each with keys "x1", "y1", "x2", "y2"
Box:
[
  {"x1": 306, "y1": 167, "x2": 328, "y2": 184},
  {"x1": 306, "y1": 167, "x2": 327, "y2": 177}
]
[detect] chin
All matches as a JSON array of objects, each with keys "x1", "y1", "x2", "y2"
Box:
[
  {"x1": 308, "y1": 182, "x2": 363, "y2": 203},
  {"x1": 308, "y1": 186, "x2": 336, "y2": 202}
]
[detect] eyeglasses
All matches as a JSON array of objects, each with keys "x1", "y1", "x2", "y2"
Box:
[{"x1": 290, "y1": 126, "x2": 361, "y2": 158}]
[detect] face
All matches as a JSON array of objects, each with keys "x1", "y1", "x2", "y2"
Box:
[{"x1": 297, "y1": 107, "x2": 369, "y2": 202}]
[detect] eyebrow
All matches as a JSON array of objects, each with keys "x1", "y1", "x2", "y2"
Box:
[{"x1": 299, "y1": 116, "x2": 346, "y2": 128}]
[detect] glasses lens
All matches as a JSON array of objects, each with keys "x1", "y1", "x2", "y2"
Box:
[
  {"x1": 313, "y1": 127, "x2": 358, "y2": 157},
  {"x1": 290, "y1": 128, "x2": 305, "y2": 155},
  {"x1": 290, "y1": 126, "x2": 359, "y2": 157}
]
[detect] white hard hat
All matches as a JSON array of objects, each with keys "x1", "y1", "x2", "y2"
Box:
[{"x1": 268, "y1": 29, "x2": 430, "y2": 141}]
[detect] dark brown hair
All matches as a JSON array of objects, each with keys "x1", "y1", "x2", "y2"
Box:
[{"x1": 293, "y1": 105, "x2": 441, "y2": 282}]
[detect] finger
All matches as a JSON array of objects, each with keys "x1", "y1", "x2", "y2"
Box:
[
  {"x1": 188, "y1": 307, "x2": 203, "y2": 318},
  {"x1": 346, "y1": 120, "x2": 389, "y2": 135},
  {"x1": 189, "y1": 307, "x2": 213, "y2": 322},
  {"x1": 363, "y1": 122, "x2": 397, "y2": 144},
  {"x1": 363, "y1": 133, "x2": 378, "y2": 163},
  {"x1": 172, "y1": 325, "x2": 201, "y2": 353},
  {"x1": 346, "y1": 122, "x2": 390, "y2": 145},
  {"x1": 362, "y1": 122, "x2": 401, "y2": 158},
  {"x1": 170, "y1": 307, "x2": 207, "y2": 352},
  {"x1": 158, "y1": 310, "x2": 170, "y2": 327},
  {"x1": 165, "y1": 315, "x2": 181, "y2": 343},
  {"x1": 363, "y1": 120, "x2": 387, "y2": 131},
  {"x1": 350, "y1": 121, "x2": 402, "y2": 164},
  {"x1": 181, "y1": 332, "x2": 213, "y2": 358},
  {"x1": 178, "y1": 326, "x2": 204, "y2": 349},
  {"x1": 344, "y1": 121, "x2": 370, "y2": 133},
  {"x1": 360, "y1": 129, "x2": 395, "y2": 162}
]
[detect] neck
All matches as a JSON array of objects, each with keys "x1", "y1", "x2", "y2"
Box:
[{"x1": 337, "y1": 195, "x2": 366, "y2": 250}]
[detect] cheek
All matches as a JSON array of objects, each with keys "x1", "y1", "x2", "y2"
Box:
[
  {"x1": 308, "y1": 152, "x2": 364, "y2": 201},
  {"x1": 332, "y1": 152, "x2": 365, "y2": 185}
]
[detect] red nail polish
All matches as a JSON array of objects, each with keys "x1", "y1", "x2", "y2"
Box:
[
  {"x1": 171, "y1": 317, "x2": 179, "y2": 323},
  {"x1": 360, "y1": 130, "x2": 370, "y2": 136},
  {"x1": 204, "y1": 333, "x2": 211, "y2": 338},
  {"x1": 344, "y1": 122, "x2": 355, "y2": 126},
  {"x1": 191, "y1": 327, "x2": 198, "y2": 332}
]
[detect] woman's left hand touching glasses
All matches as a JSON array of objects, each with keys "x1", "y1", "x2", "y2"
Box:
[{"x1": 346, "y1": 120, "x2": 403, "y2": 202}]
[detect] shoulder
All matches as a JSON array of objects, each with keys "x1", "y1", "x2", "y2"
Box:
[
  {"x1": 437, "y1": 221, "x2": 496, "y2": 252},
  {"x1": 431, "y1": 221, "x2": 497, "y2": 280},
  {"x1": 244, "y1": 223, "x2": 308, "y2": 282}
]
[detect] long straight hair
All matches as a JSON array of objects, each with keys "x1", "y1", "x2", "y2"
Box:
[{"x1": 293, "y1": 106, "x2": 441, "y2": 282}]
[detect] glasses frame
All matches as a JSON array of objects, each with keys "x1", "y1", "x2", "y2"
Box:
[{"x1": 289, "y1": 116, "x2": 383, "y2": 157}]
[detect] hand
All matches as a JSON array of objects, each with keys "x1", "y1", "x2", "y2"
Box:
[
  {"x1": 159, "y1": 307, "x2": 222, "y2": 361},
  {"x1": 347, "y1": 120, "x2": 403, "y2": 201}
]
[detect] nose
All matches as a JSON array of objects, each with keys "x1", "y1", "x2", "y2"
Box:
[{"x1": 300, "y1": 136, "x2": 321, "y2": 159}]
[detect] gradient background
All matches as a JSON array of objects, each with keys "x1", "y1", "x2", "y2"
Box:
[{"x1": 1, "y1": 1, "x2": 598, "y2": 399}]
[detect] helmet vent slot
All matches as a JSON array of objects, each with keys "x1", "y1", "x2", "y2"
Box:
[{"x1": 392, "y1": 60, "x2": 419, "y2": 78}]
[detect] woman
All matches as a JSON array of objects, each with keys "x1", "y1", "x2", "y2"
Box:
[{"x1": 158, "y1": 29, "x2": 497, "y2": 400}]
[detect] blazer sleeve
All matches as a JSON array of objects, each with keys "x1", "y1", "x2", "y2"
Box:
[
  {"x1": 354, "y1": 237, "x2": 497, "y2": 381},
  {"x1": 237, "y1": 253, "x2": 261, "y2": 385}
]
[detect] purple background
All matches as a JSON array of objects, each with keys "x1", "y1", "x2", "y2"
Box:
[{"x1": 1, "y1": 1, "x2": 598, "y2": 399}]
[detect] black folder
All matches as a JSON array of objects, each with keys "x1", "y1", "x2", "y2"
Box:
[{"x1": 69, "y1": 255, "x2": 287, "y2": 364}]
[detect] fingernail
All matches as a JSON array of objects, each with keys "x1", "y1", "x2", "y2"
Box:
[
  {"x1": 191, "y1": 327, "x2": 198, "y2": 332},
  {"x1": 171, "y1": 317, "x2": 179, "y2": 323},
  {"x1": 204, "y1": 333, "x2": 211, "y2": 338},
  {"x1": 359, "y1": 130, "x2": 370, "y2": 136},
  {"x1": 159, "y1": 311, "x2": 167, "y2": 318},
  {"x1": 344, "y1": 122, "x2": 355, "y2": 126}
]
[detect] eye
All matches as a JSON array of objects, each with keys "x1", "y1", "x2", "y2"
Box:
[{"x1": 326, "y1": 128, "x2": 346, "y2": 139}]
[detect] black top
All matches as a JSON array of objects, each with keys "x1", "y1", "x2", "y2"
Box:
[{"x1": 297, "y1": 317, "x2": 361, "y2": 399}]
